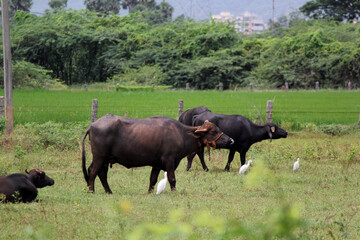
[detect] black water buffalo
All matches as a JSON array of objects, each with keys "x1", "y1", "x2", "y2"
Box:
[
  {"x1": 178, "y1": 106, "x2": 211, "y2": 125},
  {"x1": 0, "y1": 169, "x2": 55, "y2": 203},
  {"x1": 179, "y1": 107, "x2": 288, "y2": 171},
  {"x1": 81, "y1": 114, "x2": 234, "y2": 193}
]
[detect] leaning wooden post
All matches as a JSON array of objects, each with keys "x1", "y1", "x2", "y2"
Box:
[
  {"x1": 178, "y1": 100, "x2": 184, "y2": 120},
  {"x1": 266, "y1": 100, "x2": 273, "y2": 123},
  {"x1": 219, "y1": 82, "x2": 223, "y2": 91},
  {"x1": 2, "y1": 0, "x2": 14, "y2": 134},
  {"x1": 91, "y1": 99, "x2": 98, "y2": 123},
  {"x1": 315, "y1": 81, "x2": 319, "y2": 91},
  {"x1": 0, "y1": 96, "x2": 4, "y2": 117}
]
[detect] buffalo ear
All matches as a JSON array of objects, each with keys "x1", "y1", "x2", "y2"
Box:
[
  {"x1": 195, "y1": 120, "x2": 210, "y2": 133},
  {"x1": 266, "y1": 126, "x2": 273, "y2": 142},
  {"x1": 195, "y1": 128, "x2": 208, "y2": 133},
  {"x1": 25, "y1": 169, "x2": 29, "y2": 174}
]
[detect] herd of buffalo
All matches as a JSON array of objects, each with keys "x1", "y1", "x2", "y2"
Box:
[{"x1": 0, "y1": 106, "x2": 287, "y2": 203}]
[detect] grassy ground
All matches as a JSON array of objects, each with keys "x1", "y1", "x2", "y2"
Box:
[
  {"x1": 0, "y1": 89, "x2": 359, "y2": 125},
  {"x1": 0, "y1": 129, "x2": 359, "y2": 239}
]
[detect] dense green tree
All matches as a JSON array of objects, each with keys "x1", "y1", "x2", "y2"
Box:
[
  {"x1": 121, "y1": 0, "x2": 155, "y2": 13},
  {"x1": 300, "y1": 0, "x2": 360, "y2": 22},
  {"x1": 84, "y1": 0, "x2": 121, "y2": 15},
  {"x1": 3, "y1": 0, "x2": 33, "y2": 16},
  {"x1": 48, "y1": 0, "x2": 67, "y2": 10},
  {"x1": 8, "y1": 9, "x2": 360, "y2": 89}
]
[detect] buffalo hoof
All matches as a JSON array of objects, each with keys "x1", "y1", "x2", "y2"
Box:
[
  {"x1": 171, "y1": 187, "x2": 176, "y2": 191},
  {"x1": 224, "y1": 167, "x2": 230, "y2": 172},
  {"x1": 186, "y1": 167, "x2": 191, "y2": 171},
  {"x1": 204, "y1": 168, "x2": 209, "y2": 172}
]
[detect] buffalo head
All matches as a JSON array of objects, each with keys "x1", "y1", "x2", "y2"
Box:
[
  {"x1": 195, "y1": 120, "x2": 234, "y2": 149},
  {"x1": 25, "y1": 169, "x2": 55, "y2": 188},
  {"x1": 265, "y1": 123, "x2": 288, "y2": 142}
]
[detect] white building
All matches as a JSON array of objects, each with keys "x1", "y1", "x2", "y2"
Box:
[{"x1": 212, "y1": 11, "x2": 267, "y2": 34}]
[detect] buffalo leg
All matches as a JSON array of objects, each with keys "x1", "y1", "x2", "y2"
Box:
[
  {"x1": 224, "y1": 149, "x2": 236, "y2": 171},
  {"x1": 98, "y1": 162, "x2": 112, "y2": 194},
  {"x1": 240, "y1": 151, "x2": 247, "y2": 166},
  {"x1": 166, "y1": 160, "x2": 176, "y2": 191},
  {"x1": 197, "y1": 148, "x2": 209, "y2": 172},
  {"x1": 167, "y1": 170, "x2": 176, "y2": 191},
  {"x1": 186, "y1": 152, "x2": 196, "y2": 171},
  {"x1": 88, "y1": 157, "x2": 105, "y2": 193},
  {"x1": 148, "y1": 167, "x2": 160, "y2": 193},
  {"x1": 186, "y1": 148, "x2": 208, "y2": 172}
]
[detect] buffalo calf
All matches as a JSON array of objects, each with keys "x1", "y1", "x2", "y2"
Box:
[{"x1": 0, "y1": 169, "x2": 55, "y2": 203}]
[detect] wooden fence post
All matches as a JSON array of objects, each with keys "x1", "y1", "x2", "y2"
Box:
[
  {"x1": 266, "y1": 100, "x2": 273, "y2": 123},
  {"x1": 315, "y1": 81, "x2": 319, "y2": 91},
  {"x1": 285, "y1": 82, "x2": 289, "y2": 91},
  {"x1": 348, "y1": 81, "x2": 351, "y2": 91},
  {"x1": 84, "y1": 84, "x2": 88, "y2": 91},
  {"x1": 186, "y1": 83, "x2": 190, "y2": 91},
  {"x1": 250, "y1": 81, "x2": 254, "y2": 92},
  {"x1": 219, "y1": 82, "x2": 223, "y2": 91},
  {"x1": 358, "y1": 111, "x2": 360, "y2": 126},
  {"x1": 91, "y1": 99, "x2": 98, "y2": 123},
  {"x1": 178, "y1": 100, "x2": 184, "y2": 120},
  {"x1": 0, "y1": 96, "x2": 4, "y2": 118}
]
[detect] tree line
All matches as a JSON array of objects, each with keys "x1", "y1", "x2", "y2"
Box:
[{"x1": 1, "y1": 0, "x2": 360, "y2": 89}]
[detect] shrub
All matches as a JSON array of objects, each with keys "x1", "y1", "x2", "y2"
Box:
[
  {"x1": 108, "y1": 65, "x2": 167, "y2": 86},
  {"x1": 110, "y1": 85, "x2": 171, "y2": 92},
  {"x1": 0, "y1": 117, "x2": 5, "y2": 133},
  {"x1": 1, "y1": 122, "x2": 88, "y2": 151},
  {"x1": 317, "y1": 124, "x2": 356, "y2": 136},
  {"x1": 0, "y1": 60, "x2": 56, "y2": 89},
  {"x1": 29, "y1": 122, "x2": 87, "y2": 150}
]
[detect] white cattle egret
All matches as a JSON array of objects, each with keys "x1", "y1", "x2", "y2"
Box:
[
  {"x1": 239, "y1": 160, "x2": 253, "y2": 174},
  {"x1": 293, "y1": 158, "x2": 300, "y2": 172},
  {"x1": 156, "y1": 172, "x2": 167, "y2": 194}
]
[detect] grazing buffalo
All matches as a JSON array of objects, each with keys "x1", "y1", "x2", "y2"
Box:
[
  {"x1": 81, "y1": 114, "x2": 234, "y2": 193},
  {"x1": 179, "y1": 107, "x2": 288, "y2": 171},
  {"x1": 0, "y1": 169, "x2": 55, "y2": 203}
]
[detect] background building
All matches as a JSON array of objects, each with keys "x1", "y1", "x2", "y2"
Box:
[{"x1": 213, "y1": 11, "x2": 267, "y2": 34}]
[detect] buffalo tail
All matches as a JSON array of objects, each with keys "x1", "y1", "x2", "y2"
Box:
[{"x1": 82, "y1": 127, "x2": 90, "y2": 185}]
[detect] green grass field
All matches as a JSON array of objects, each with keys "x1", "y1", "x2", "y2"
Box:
[
  {"x1": 0, "y1": 89, "x2": 359, "y2": 125},
  {"x1": 0, "y1": 130, "x2": 359, "y2": 239},
  {"x1": 0, "y1": 89, "x2": 359, "y2": 239}
]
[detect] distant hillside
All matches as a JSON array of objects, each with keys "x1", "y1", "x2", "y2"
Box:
[{"x1": 31, "y1": 0, "x2": 309, "y2": 21}]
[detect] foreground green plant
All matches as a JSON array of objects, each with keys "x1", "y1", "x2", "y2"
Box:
[{"x1": 128, "y1": 160, "x2": 307, "y2": 240}]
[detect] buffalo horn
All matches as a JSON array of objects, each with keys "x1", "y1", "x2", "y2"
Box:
[{"x1": 267, "y1": 126, "x2": 273, "y2": 142}]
